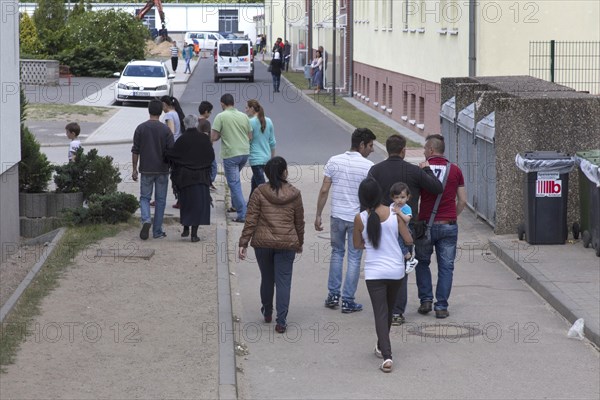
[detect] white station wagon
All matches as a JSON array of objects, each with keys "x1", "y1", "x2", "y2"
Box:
[{"x1": 113, "y1": 60, "x2": 175, "y2": 105}]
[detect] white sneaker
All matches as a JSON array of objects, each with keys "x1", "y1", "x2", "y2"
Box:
[
  {"x1": 380, "y1": 359, "x2": 393, "y2": 373},
  {"x1": 405, "y1": 257, "x2": 418, "y2": 274},
  {"x1": 374, "y1": 343, "x2": 383, "y2": 359}
]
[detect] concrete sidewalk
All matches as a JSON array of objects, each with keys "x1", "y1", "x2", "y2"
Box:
[
  {"x1": 58, "y1": 58, "x2": 600, "y2": 350},
  {"x1": 15, "y1": 59, "x2": 597, "y2": 400},
  {"x1": 229, "y1": 166, "x2": 599, "y2": 399}
]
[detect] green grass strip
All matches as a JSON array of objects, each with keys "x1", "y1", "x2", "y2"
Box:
[{"x1": 282, "y1": 70, "x2": 422, "y2": 148}]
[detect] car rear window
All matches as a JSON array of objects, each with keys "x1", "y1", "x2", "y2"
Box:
[
  {"x1": 124, "y1": 65, "x2": 165, "y2": 78},
  {"x1": 219, "y1": 43, "x2": 249, "y2": 57}
]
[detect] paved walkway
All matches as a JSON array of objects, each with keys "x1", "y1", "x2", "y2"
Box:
[{"x1": 8, "y1": 60, "x2": 598, "y2": 399}]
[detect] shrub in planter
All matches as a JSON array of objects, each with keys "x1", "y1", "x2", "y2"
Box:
[
  {"x1": 64, "y1": 192, "x2": 139, "y2": 225},
  {"x1": 19, "y1": 89, "x2": 53, "y2": 218},
  {"x1": 19, "y1": 121, "x2": 52, "y2": 193},
  {"x1": 54, "y1": 147, "x2": 122, "y2": 200}
]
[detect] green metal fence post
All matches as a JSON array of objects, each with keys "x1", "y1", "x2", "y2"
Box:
[{"x1": 550, "y1": 40, "x2": 555, "y2": 82}]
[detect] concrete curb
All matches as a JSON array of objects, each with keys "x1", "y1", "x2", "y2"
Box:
[
  {"x1": 0, "y1": 228, "x2": 66, "y2": 323},
  {"x1": 489, "y1": 238, "x2": 600, "y2": 348}
]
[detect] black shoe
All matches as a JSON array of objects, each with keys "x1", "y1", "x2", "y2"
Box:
[
  {"x1": 140, "y1": 222, "x2": 151, "y2": 240},
  {"x1": 324, "y1": 293, "x2": 340, "y2": 309},
  {"x1": 418, "y1": 301, "x2": 433, "y2": 315},
  {"x1": 261, "y1": 306, "x2": 272, "y2": 323},
  {"x1": 191, "y1": 236, "x2": 200, "y2": 243},
  {"x1": 181, "y1": 227, "x2": 190, "y2": 237},
  {"x1": 435, "y1": 309, "x2": 449, "y2": 319},
  {"x1": 391, "y1": 314, "x2": 405, "y2": 326}
]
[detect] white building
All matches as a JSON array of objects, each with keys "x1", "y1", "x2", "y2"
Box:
[
  {"x1": 19, "y1": 2, "x2": 265, "y2": 41},
  {"x1": 1, "y1": 0, "x2": 21, "y2": 261}
]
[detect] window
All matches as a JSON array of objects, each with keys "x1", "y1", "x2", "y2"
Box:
[
  {"x1": 367, "y1": 78, "x2": 370, "y2": 97},
  {"x1": 410, "y1": 94, "x2": 416, "y2": 118},
  {"x1": 375, "y1": 81, "x2": 379, "y2": 102},
  {"x1": 382, "y1": 0, "x2": 393, "y2": 29},
  {"x1": 218, "y1": 43, "x2": 249, "y2": 57},
  {"x1": 382, "y1": 84, "x2": 387, "y2": 106},
  {"x1": 363, "y1": 76, "x2": 366, "y2": 93},
  {"x1": 219, "y1": 9, "x2": 238, "y2": 34},
  {"x1": 419, "y1": 96, "x2": 425, "y2": 123},
  {"x1": 403, "y1": 90, "x2": 408, "y2": 115},
  {"x1": 389, "y1": 85, "x2": 393, "y2": 109}
]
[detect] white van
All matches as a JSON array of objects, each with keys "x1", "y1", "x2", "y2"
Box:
[
  {"x1": 184, "y1": 32, "x2": 224, "y2": 50},
  {"x1": 213, "y1": 39, "x2": 254, "y2": 82}
]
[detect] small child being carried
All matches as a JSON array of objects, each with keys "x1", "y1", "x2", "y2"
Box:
[{"x1": 389, "y1": 182, "x2": 418, "y2": 274}]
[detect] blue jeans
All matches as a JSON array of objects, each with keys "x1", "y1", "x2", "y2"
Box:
[
  {"x1": 254, "y1": 247, "x2": 296, "y2": 327},
  {"x1": 415, "y1": 223, "x2": 459, "y2": 311},
  {"x1": 223, "y1": 155, "x2": 248, "y2": 220},
  {"x1": 327, "y1": 217, "x2": 363, "y2": 302},
  {"x1": 210, "y1": 159, "x2": 217, "y2": 183},
  {"x1": 250, "y1": 165, "x2": 265, "y2": 196},
  {"x1": 139, "y1": 173, "x2": 169, "y2": 237},
  {"x1": 272, "y1": 73, "x2": 281, "y2": 91}
]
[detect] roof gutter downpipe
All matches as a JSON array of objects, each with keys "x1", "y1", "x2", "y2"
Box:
[
  {"x1": 468, "y1": 0, "x2": 476, "y2": 76},
  {"x1": 348, "y1": 0, "x2": 353, "y2": 96}
]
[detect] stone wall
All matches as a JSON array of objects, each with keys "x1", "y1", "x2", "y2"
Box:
[
  {"x1": 20, "y1": 59, "x2": 59, "y2": 85},
  {"x1": 441, "y1": 76, "x2": 600, "y2": 235}
]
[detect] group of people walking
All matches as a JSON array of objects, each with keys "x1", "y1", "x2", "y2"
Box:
[
  {"x1": 132, "y1": 95, "x2": 466, "y2": 373},
  {"x1": 238, "y1": 128, "x2": 466, "y2": 374},
  {"x1": 131, "y1": 93, "x2": 276, "y2": 240}
]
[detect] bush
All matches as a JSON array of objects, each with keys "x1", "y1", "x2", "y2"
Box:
[
  {"x1": 64, "y1": 192, "x2": 139, "y2": 225},
  {"x1": 59, "y1": 9, "x2": 148, "y2": 76},
  {"x1": 54, "y1": 148, "x2": 122, "y2": 200},
  {"x1": 19, "y1": 89, "x2": 52, "y2": 193}
]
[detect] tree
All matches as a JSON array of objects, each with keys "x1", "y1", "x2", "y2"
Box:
[
  {"x1": 20, "y1": 13, "x2": 43, "y2": 56},
  {"x1": 59, "y1": 9, "x2": 149, "y2": 76},
  {"x1": 33, "y1": 0, "x2": 67, "y2": 55}
]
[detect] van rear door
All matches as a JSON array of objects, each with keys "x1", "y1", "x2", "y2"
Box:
[{"x1": 217, "y1": 42, "x2": 251, "y2": 73}]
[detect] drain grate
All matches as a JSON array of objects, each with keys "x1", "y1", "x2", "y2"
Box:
[{"x1": 407, "y1": 323, "x2": 482, "y2": 339}]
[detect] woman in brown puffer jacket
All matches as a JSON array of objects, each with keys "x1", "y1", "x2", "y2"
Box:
[{"x1": 238, "y1": 156, "x2": 305, "y2": 334}]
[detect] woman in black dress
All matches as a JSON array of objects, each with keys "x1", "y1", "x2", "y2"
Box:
[{"x1": 165, "y1": 115, "x2": 215, "y2": 242}]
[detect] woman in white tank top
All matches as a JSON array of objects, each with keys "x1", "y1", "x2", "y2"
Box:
[{"x1": 353, "y1": 178, "x2": 413, "y2": 373}]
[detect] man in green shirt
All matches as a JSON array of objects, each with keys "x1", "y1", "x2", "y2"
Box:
[{"x1": 211, "y1": 93, "x2": 252, "y2": 222}]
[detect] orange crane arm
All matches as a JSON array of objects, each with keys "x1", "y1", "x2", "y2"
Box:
[{"x1": 136, "y1": 0, "x2": 166, "y2": 30}]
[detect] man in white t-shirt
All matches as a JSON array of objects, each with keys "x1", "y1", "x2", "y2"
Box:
[{"x1": 315, "y1": 128, "x2": 376, "y2": 313}]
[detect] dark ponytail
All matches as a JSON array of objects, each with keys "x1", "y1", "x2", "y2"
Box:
[
  {"x1": 264, "y1": 156, "x2": 288, "y2": 194},
  {"x1": 161, "y1": 95, "x2": 185, "y2": 132},
  {"x1": 358, "y1": 178, "x2": 383, "y2": 249}
]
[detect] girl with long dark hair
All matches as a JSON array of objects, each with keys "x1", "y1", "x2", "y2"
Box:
[
  {"x1": 353, "y1": 178, "x2": 413, "y2": 373},
  {"x1": 246, "y1": 99, "x2": 276, "y2": 197},
  {"x1": 238, "y1": 156, "x2": 305, "y2": 334},
  {"x1": 161, "y1": 95, "x2": 185, "y2": 141}
]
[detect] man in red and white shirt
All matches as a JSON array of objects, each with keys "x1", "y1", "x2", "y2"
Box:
[{"x1": 415, "y1": 134, "x2": 467, "y2": 319}]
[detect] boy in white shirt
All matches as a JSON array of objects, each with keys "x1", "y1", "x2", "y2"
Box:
[{"x1": 65, "y1": 122, "x2": 81, "y2": 162}]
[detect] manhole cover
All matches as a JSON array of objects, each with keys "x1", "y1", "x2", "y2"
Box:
[{"x1": 408, "y1": 323, "x2": 482, "y2": 339}]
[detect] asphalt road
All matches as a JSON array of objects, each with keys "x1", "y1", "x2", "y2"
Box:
[{"x1": 179, "y1": 58, "x2": 386, "y2": 166}]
